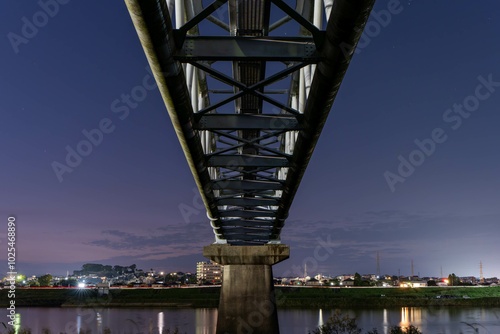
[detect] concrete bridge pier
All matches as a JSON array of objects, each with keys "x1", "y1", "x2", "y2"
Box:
[{"x1": 204, "y1": 244, "x2": 290, "y2": 334}]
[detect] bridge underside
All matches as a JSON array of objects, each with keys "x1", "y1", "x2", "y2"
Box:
[
  {"x1": 126, "y1": 0, "x2": 375, "y2": 332},
  {"x1": 125, "y1": 0, "x2": 375, "y2": 245}
]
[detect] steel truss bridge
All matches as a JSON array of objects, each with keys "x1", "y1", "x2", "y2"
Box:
[{"x1": 126, "y1": 0, "x2": 374, "y2": 245}]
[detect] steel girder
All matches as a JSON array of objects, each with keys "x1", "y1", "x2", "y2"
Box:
[{"x1": 125, "y1": 0, "x2": 375, "y2": 245}]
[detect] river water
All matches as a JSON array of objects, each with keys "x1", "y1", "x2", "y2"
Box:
[{"x1": 3, "y1": 307, "x2": 500, "y2": 333}]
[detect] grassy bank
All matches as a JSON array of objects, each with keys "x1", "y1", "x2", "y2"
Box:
[
  {"x1": 0, "y1": 288, "x2": 219, "y2": 308},
  {"x1": 275, "y1": 286, "x2": 500, "y2": 308},
  {"x1": 1, "y1": 286, "x2": 499, "y2": 308}
]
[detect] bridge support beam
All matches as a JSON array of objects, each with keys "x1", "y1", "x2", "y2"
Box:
[{"x1": 204, "y1": 244, "x2": 289, "y2": 334}]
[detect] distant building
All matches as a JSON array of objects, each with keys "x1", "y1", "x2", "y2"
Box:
[
  {"x1": 460, "y1": 276, "x2": 477, "y2": 284},
  {"x1": 143, "y1": 276, "x2": 155, "y2": 285},
  {"x1": 342, "y1": 279, "x2": 355, "y2": 286},
  {"x1": 400, "y1": 281, "x2": 427, "y2": 288},
  {"x1": 306, "y1": 278, "x2": 322, "y2": 286},
  {"x1": 96, "y1": 282, "x2": 110, "y2": 296},
  {"x1": 197, "y1": 261, "x2": 223, "y2": 284}
]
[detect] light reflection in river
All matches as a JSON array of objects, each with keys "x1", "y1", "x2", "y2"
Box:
[
  {"x1": 383, "y1": 309, "x2": 388, "y2": 334},
  {"x1": 158, "y1": 311, "x2": 164, "y2": 334},
  {"x1": 76, "y1": 314, "x2": 81, "y2": 333},
  {"x1": 318, "y1": 308, "x2": 324, "y2": 328},
  {"x1": 3, "y1": 307, "x2": 500, "y2": 333},
  {"x1": 195, "y1": 308, "x2": 217, "y2": 334},
  {"x1": 400, "y1": 307, "x2": 423, "y2": 329},
  {"x1": 96, "y1": 312, "x2": 102, "y2": 333}
]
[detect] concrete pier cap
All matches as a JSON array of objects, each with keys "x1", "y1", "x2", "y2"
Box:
[
  {"x1": 203, "y1": 244, "x2": 290, "y2": 265},
  {"x1": 204, "y1": 244, "x2": 290, "y2": 334}
]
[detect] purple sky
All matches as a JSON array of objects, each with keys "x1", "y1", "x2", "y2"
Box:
[{"x1": 1, "y1": 0, "x2": 499, "y2": 278}]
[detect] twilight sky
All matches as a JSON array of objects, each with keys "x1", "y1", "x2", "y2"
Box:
[{"x1": 1, "y1": 0, "x2": 499, "y2": 278}]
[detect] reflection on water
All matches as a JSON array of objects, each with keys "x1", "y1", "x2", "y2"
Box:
[
  {"x1": 158, "y1": 312, "x2": 164, "y2": 334},
  {"x1": 195, "y1": 308, "x2": 217, "y2": 334},
  {"x1": 318, "y1": 308, "x2": 324, "y2": 328},
  {"x1": 3, "y1": 307, "x2": 500, "y2": 333},
  {"x1": 12, "y1": 313, "x2": 21, "y2": 334},
  {"x1": 76, "y1": 314, "x2": 81, "y2": 333},
  {"x1": 401, "y1": 307, "x2": 410, "y2": 327},
  {"x1": 287, "y1": 307, "x2": 499, "y2": 334},
  {"x1": 400, "y1": 307, "x2": 422, "y2": 327},
  {"x1": 97, "y1": 313, "x2": 102, "y2": 333}
]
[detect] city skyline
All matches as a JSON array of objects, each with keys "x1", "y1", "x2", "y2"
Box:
[
  {"x1": 1, "y1": 1, "x2": 500, "y2": 279},
  {"x1": 3, "y1": 252, "x2": 496, "y2": 281},
  {"x1": 5, "y1": 257, "x2": 497, "y2": 282}
]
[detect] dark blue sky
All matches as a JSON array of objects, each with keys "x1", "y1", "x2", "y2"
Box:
[{"x1": 1, "y1": 0, "x2": 499, "y2": 278}]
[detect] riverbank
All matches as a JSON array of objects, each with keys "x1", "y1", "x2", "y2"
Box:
[
  {"x1": 276, "y1": 286, "x2": 500, "y2": 308},
  {"x1": 1, "y1": 286, "x2": 499, "y2": 308}
]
